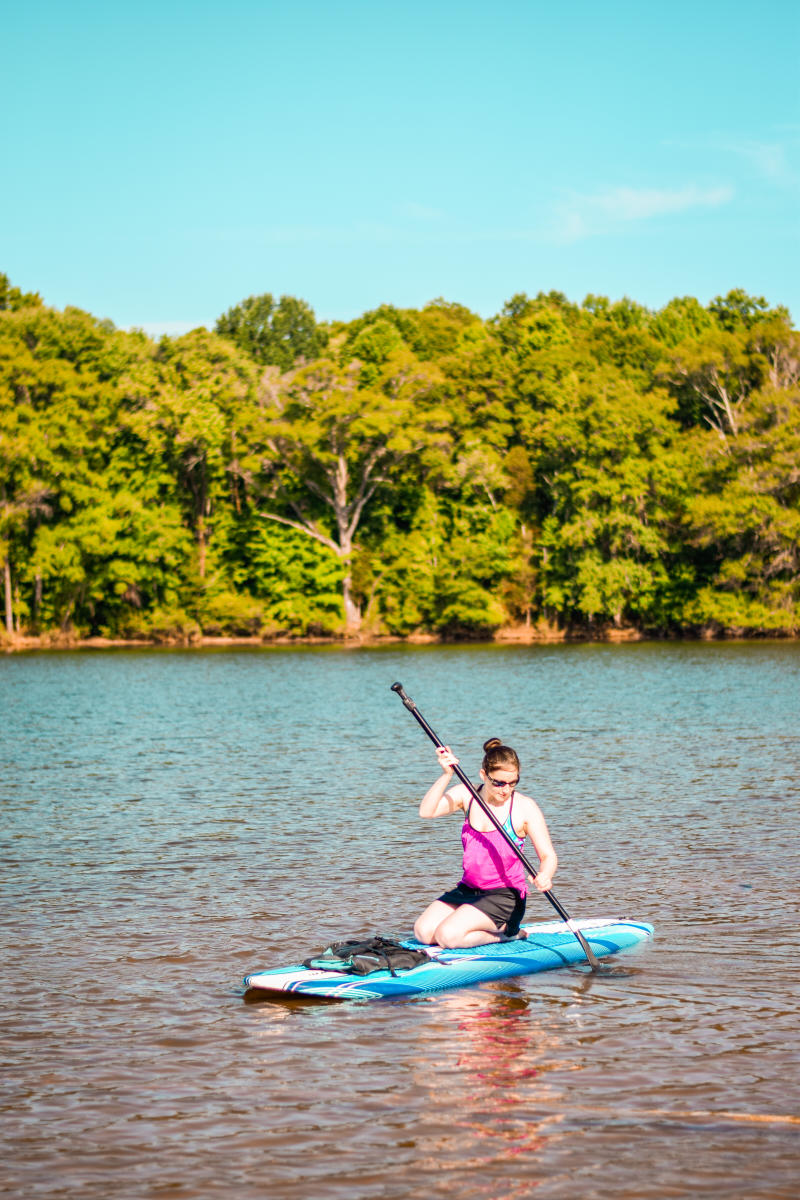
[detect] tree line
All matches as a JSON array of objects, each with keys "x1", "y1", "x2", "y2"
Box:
[{"x1": 1, "y1": 271, "x2": 798, "y2": 642}]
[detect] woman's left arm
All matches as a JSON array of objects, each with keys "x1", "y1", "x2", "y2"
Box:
[{"x1": 523, "y1": 800, "x2": 558, "y2": 893}]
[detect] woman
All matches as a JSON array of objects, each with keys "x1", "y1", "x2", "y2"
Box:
[{"x1": 413, "y1": 737, "x2": 557, "y2": 949}]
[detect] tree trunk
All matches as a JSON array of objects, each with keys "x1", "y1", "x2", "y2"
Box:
[
  {"x1": 342, "y1": 562, "x2": 361, "y2": 635},
  {"x1": 338, "y1": 532, "x2": 361, "y2": 635},
  {"x1": 3, "y1": 557, "x2": 12, "y2": 636},
  {"x1": 332, "y1": 454, "x2": 362, "y2": 635},
  {"x1": 197, "y1": 513, "x2": 207, "y2": 579}
]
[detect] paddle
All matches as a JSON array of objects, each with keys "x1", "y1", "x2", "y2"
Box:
[{"x1": 391, "y1": 681, "x2": 602, "y2": 972}]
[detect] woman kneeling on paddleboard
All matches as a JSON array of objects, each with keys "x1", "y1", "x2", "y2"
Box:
[{"x1": 414, "y1": 738, "x2": 558, "y2": 949}]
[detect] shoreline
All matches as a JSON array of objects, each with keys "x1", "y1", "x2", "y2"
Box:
[{"x1": 3, "y1": 622, "x2": 797, "y2": 652}]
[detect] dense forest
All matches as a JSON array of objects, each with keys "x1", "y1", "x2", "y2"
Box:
[{"x1": 1, "y1": 272, "x2": 798, "y2": 644}]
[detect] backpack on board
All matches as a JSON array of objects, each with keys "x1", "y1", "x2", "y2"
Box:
[{"x1": 303, "y1": 935, "x2": 431, "y2": 976}]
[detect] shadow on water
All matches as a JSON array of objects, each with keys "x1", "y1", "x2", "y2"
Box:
[
  {"x1": 242, "y1": 987, "x2": 343, "y2": 1007},
  {"x1": 566, "y1": 961, "x2": 639, "y2": 980}
]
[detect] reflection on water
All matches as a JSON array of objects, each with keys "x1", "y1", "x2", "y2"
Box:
[
  {"x1": 2, "y1": 643, "x2": 799, "y2": 1199},
  {"x1": 414, "y1": 990, "x2": 565, "y2": 1196}
]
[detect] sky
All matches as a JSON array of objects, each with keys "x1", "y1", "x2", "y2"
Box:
[{"x1": 2, "y1": 0, "x2": 799, "y2": 335}]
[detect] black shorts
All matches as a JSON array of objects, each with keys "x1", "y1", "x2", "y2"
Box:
[{"x1": 437, "y1": 882, "x2": 526, "y2": 935}]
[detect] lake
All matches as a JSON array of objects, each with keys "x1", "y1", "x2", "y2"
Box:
[{"x1": 2, "y1": 642, "x2": 799, "y2": 1198}]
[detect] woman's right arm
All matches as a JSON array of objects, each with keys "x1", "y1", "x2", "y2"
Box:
[{"x1": 419, "y1": 746, "x2": 464, "y2": 818}]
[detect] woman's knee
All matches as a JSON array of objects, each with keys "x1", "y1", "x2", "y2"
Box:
[
  {"x1": 414, "y1": 916, "x2": 436, "y2": 944},
  {"x1": 434, "y1": 918, "x2": 470, "y2": 949},
  {"x1": 435, "y1": 926, "x2": 461, "y2": 949},
  {"x1": 435, "y1": 908, "x2": 500, "y2": 948},
  {"x1": 415, "y1": 914, "x2": 453, "y2": 948}
]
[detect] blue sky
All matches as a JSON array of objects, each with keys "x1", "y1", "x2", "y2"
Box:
[{"x1": 3, "y1": 0, "x2": 798, "y2": 334}]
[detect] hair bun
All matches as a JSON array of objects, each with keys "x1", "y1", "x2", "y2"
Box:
[{"x1": 482, "y1": 737, "x2": 520, "y2": 773}]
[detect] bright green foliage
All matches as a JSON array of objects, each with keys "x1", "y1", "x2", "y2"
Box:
[
  {"x1": 340, "y1": 300, "x2": 483, "y2": 367},
  {"x1": 347, "y1": 319, "x2": 405, "y2": 385},
  {"x1": 1, "y1": 274, "x2": 797, "y2": 641},
  {"x1": 0, "y1": 315, "x2": 52, "y2": 632},
  {"x1": 340, "y1": 305, "x2": 427, "y2": 360},
  {"x1": 252, "y1": 346, "x2": 449, "y2": 630},
  {"x1": 580, "y1": 296, "x2": 664, "y2": 388},
  {"x1": 0, "y1": 302, "x2": 154, "y2": 632},
  {"x1": 651, "y1": 296, "x2": 715, "y2": 348},
  {"x1": 500, "y1": 523, "x2": 539, "y2": 627},
  {"x1": 681, "y1": 382, "x2": 800, "y2": 633},
  {"x1": 369, "y1": 494, "x2": 513, "y2": 636},
  {"x1": 435, "y1": 322, "x2": 515, "y2": 448},
  {"x1": 0, "y1": 273, "x2": 42, "y2": 312},
  {"x1": 707, "y1": 288, "x2": 778, "y2": 332},
  {"x1": 145, "y1": 328, "x2": 262, "y2": 581},
  {"x1": 530, "y1": 370, "x2": 686, "y2": 629},
  {"x1": 413, "y1": 299, "x2": 482, "y2": 360},
  {"x1": 27, "y1": 494, "x2": 192, "y2": 634},
  {"x1": 231, "y1": 520, "x2": 345, "y2": 635}
]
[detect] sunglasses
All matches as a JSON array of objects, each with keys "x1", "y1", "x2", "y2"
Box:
[{"x1": 487, "y1": 776, "x2": 519, "y2": 790}]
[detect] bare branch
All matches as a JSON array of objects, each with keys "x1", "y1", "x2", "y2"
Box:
[
  {"x1": 345, "y1": 482, "x2": 381, "y2": 544},
  {"x1": 305, "y1": 476, "x2": 336, "y2": 509},
  {"x1": 257, "y1": 509, "x2": 341, "y2": 555}
]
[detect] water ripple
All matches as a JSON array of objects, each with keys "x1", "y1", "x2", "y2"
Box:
[{"x1": 2, "y1": 643, "x2": 799, "y2": 1199}]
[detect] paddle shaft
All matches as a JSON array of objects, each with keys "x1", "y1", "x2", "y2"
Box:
[{"x1": 391, "y1": 681, "x2": 601, "y2": 971}]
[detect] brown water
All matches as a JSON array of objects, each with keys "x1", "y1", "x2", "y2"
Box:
[{"x1": 2, "y1": 643, "x2": 799, "y2": 1198}]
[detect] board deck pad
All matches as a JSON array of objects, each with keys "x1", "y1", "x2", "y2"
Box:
[{"x1": 243, "y1": 918, "x2": 654, "y2": 1001}]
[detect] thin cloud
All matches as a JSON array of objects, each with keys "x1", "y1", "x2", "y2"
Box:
[
  {"x1": 398, "y1": 201, "x2": 446, "y2": 222},
  {"x1": 666, "y1": 133, "x2": 800, "y2": 187},
  {"x1": 554, "y1": 183, "x2": 734, "y2": 243},
  {"x1": 719, "y1": 138, "x2": 799, "y2": 186}
]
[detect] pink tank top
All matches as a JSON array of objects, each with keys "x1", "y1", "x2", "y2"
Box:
[{"x1": 460, "y1": 793, "x2": 528, "y2": 896}]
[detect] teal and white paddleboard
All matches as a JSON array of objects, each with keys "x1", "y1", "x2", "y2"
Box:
[{"x1": 243, "y1": 918, "x2": 654, "y2": 1001}]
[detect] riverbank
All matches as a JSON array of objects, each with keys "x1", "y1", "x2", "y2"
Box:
[
  {"x1": 3, "y1": 621, "x2": 794, "y2": 652},
  {"x1": 0, "y1": 630, "x2": 614, "y2": 652}
]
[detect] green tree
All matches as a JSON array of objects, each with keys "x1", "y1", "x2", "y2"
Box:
[
  {"x1": 681, "y1": 382, "x2": 800, "y2": 633},
  {"x1": 651, "y1": 295, "x2": 715, "y2": 348},
  {"x1": 500, "y1": 524, "x2": 538, "y2": 628},
  {"x1": 340, "y1": 304, "x2": 426, "y2": 360},
  {"x1": 142, "y1": 329, "x2": 261, "y2": 583},
  {"x1": 0, "y1": 302, "x2": 135, "y2": 633},
  {"x1": 414, "y1": 299, "x2": 482, "y2": 360},
  {"x1": 435, "y1": 321, "x2": 515, "y2": 447},
  {"x1": 530, "y1": 369, "x2": 687, "y2": 630},
  {"x1": 224, "y1": 516, "x2": 344, "y2": 635},
  {"x1": 0, "y1": 272, "x2": 42, "y2": 312},
  {"x1": 215, "y1": 293, "x2": 326, "y2": 370},
  {"x1": 581, "y1": 295, "x2": 663, "y2": 386},
  {"x1": 252, "y1": 348, "x2": 448, "y2": 632},
  {"x1": 490, "y1": 297, "x2": 580, "y2": 445},
  {"x1": 662, "y1": 298, "x2": 798, "y2": 433},
  {"x1": 370, "y1": 492, "x2": 512, "y2": 637},
  {"x1": 2, "y1": 274, "x2": 797, "y2": 644},
  {"x1": 708, "y1": 288, "x2": 778, "y2": 332},
  {"x1": 0, "y1": 314, "x2": 51, "y2": 632}
]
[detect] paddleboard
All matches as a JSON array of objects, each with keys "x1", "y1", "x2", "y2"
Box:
[{"x1": 242, "y1": 918, "x2": 654, "y2": 1001}]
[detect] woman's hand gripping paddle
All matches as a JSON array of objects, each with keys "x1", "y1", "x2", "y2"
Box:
[{"x1": 391, "y1": 681, "x2": 603, "y2": 972}]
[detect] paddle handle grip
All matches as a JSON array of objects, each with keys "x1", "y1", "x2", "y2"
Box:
[{"x1": 392, "y1": 680, "x2": 545, "y2": 879}]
